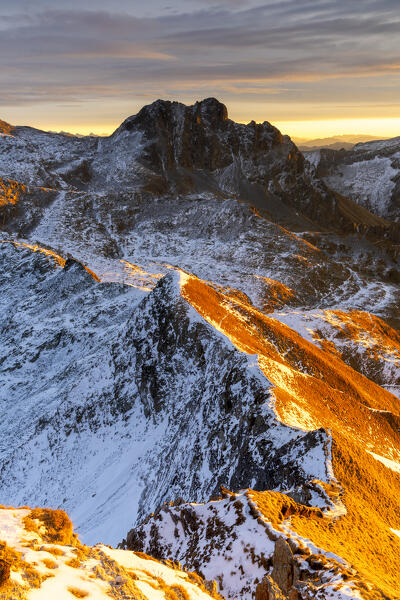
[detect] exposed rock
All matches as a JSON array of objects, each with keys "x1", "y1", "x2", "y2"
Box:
[
  {"x1": 271, "y1": 537, "x2": 296, "y2": 595},
  {"x1": 0, "y1": 243, "x2": 331, "y2": 547},
  {"x1": 1, "y1": 98, "x2": 400, "y2": 600},
  {"x1": 256, "y1": 575, "x2": 286, "y2": 600},
  {"x1": 1, "y1": 96, "x2": 393, "y2": 239}
]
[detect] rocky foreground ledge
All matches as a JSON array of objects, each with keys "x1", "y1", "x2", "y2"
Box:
[
  {"x1": 0, "y1": 505, "x2": 223, "y2": 600},
  {"x1": 0, "y1": 501, "x2": 364, "y2": 600}
]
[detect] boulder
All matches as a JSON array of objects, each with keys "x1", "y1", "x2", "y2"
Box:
[
  {"x1": 255, "y1": 575, "x2": 286, "y2": 600},
  {"x1": 271, "y1": 537, "x2": 295, "y2": 595}
]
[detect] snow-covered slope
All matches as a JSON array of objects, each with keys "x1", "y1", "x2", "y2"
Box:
[
  {"x1": 0, "y1": 506, "x2": 220, "y2": 600},
  {"x1": 0, "y1": 98, "x2": 393, "y2": 237},
  {"x1": 0, "y1": 242, "x2": 332, "y2": 547},
  {"x1": 126, "y1": 270, "x2": 400, "y2": 600},
  {"x1": 1, "y1": 98, "x2": 398, "y2": 328},
  {"x1": 308, "y1": 137, "x2": 400, "y2": 221},
  {"x1": 1, "y1": 241, "x2": 400, "y2": 599},
  {"x1": 122, "y1": 489, "x2": 364, "y2": 600}
]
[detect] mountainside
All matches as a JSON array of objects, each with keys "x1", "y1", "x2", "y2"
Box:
[
  {"x1": 123, "y1": 489, "x2": 366, "y2": 600},
  {"x1": 1, "y1": 99, "x2": 400, "y2": 600},
  {"x1": 0, "y1": 98, "x2": 395, "y2": 238},
  {"x1": 307, "y1": 137, "x2": 400, "y2": 222},
  {"x1": 0, "y1": 242, "x2": 330, "y2": 546},
  {"x1": 1, "y1": 240, "x2": 400, "y2": 598}
]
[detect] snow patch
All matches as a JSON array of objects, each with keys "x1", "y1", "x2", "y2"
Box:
[{"x1": 367, "y1": 451, "x2": 400, "y2": 474}]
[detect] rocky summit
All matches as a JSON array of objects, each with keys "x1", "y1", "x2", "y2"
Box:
[{"x1": 0, "y1": 99, "x2": 400, "y2": 600}]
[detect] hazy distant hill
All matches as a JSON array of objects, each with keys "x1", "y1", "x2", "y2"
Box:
[{"x1": 295, "y1": 134, "x2": 388, "y2": 151}]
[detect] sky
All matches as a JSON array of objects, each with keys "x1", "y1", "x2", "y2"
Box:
[{"x1": 1, "y1": 0, "x2": 400, "y2": 139}]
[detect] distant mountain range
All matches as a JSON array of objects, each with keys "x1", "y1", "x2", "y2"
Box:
[{"x1": 294, "y1": 134, "x2": 390, "y2": 151}]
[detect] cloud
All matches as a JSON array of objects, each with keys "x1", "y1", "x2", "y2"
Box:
[{"x1": 0, "y1": 1, "x2": 399, "y2": 127}]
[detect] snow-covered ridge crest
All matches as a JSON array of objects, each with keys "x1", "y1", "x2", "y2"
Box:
[{"x1": 123, "y1": 488, "x2": 362, "y2": 600}]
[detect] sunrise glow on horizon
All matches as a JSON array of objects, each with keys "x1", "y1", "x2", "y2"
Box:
[
  {"x1": 1, "y1": 1, "x2": 399, "y2": 141},
  {"x1": 3, "y1": 112, "x2": 400, "y2": 142}
]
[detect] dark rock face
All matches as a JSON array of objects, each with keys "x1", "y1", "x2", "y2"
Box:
[
  {"x1": 118, "y1": 97, "x2": 292, "y2": 174},
  {"x1": 109, "y1": 99, "x2": 399, "y2": 236},
  {"x1": 309, "y1": 148, "x2": 348, "y2": 179},
  {"x1": 113, "y1": 98, "x2": 331, "y2": 230}
]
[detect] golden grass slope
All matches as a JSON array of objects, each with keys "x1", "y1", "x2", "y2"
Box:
[
  {"x1": 312, "y1": 309, "x2": 400, "y2": 389},
  {"x1": 180, "y1": 271, "x2": 400, "y2": 600}
]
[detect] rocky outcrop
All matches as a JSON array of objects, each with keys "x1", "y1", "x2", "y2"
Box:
[
  {"x1": 309, "y1": 137, "x2": 400, "y2": 222},
  {"x1": 114, "y1": 97, "x2": 292, "y2": 177},
  {"x1": 112, "y1": 98, "x2": 375, "y2": 233},
  {"x1": 255, "y1": 537, "x2": 318, "y2": 600},
  {"x1": 256, "y1": 576, "x2": 286, "y2": 600},
  {"x1": 271, "y1": 538, "x2": 296, "y2": 596},
  {"x1": 123, "y1": 488, "x2": 368, "y2": 600}
]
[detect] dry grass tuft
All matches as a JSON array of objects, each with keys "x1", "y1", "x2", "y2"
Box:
[
  {"x1": 248, "y1": 491, "x2": 324, "y2": 529},
  {"x1": 186, "y1": 572, "x2": 223, "y2": 600},
  {"x1": 23, "y1": 509, "x2": 75, "y2": 545},
  {"x1": 134, "y1": 551, "x2": 162, "y2": 563},
  {"x1": 67, "y1": 586, "x2": 89, "y2": 598},
  {"x1": 0, "y1": 543, "x2": 22, "y2": 568},
  {"x1": 65, "y1": 557, "x2": 81, "y2": 569},
  {"x1": 39, "y1": 546, "x2": 64, "y2": 556},
  {"x1": 21, "y1": 563, "x2": 43, "y2": 589},
  {"x1": 41, "y1": 558, "x2": 58, "y2": 570},
  {"x1": 0, "y1": 540, "x2": 45, "y2": 591},
  {"x1": 170, "y1": 585, "x2": 191, "y2": 600}
]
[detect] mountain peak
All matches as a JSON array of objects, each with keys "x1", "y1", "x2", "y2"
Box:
[
  {"x1": 116, "y1": 97, "x2": 229, "y2": 135},
  {"x1": 193, "y1": 97, "x2": 229, "y2": 126}
]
